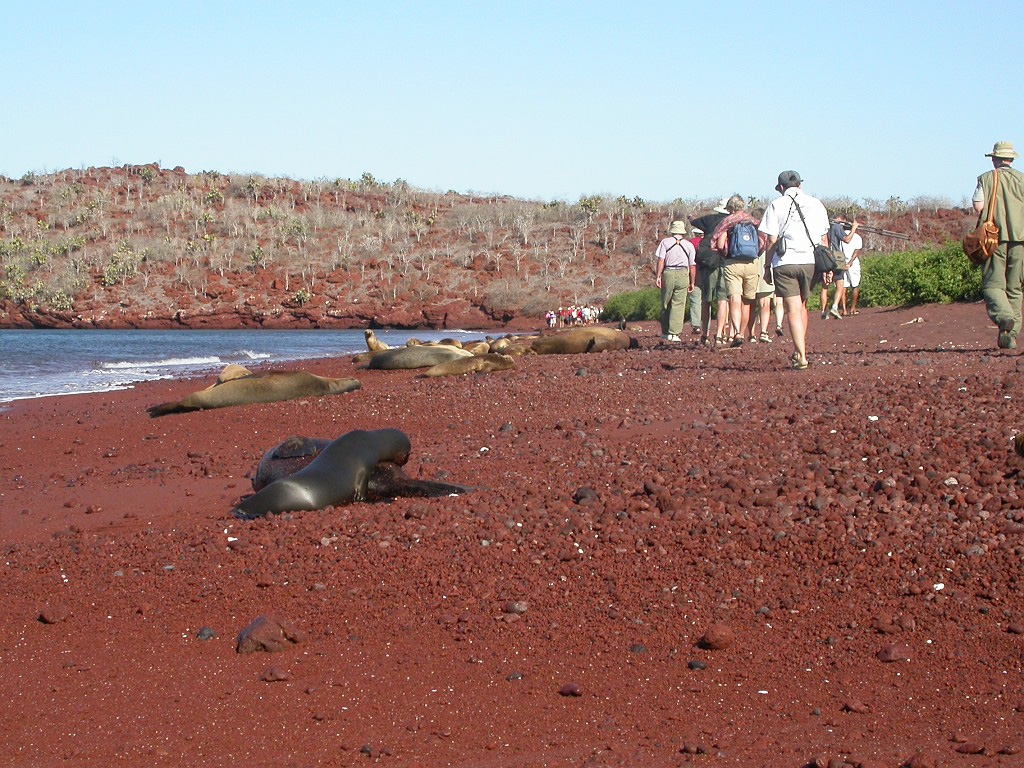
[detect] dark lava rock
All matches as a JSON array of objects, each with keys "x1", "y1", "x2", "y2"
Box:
[
  {"x1": 236, "y1": 615, "x2": 307, "y2": 654},
  {"x1": 558, "y1": 683, "x2": 582, "y2": 697},
  {"x1": 573, "y1": 486, "x2": 599, "y2": 505},
  {"x1": 196, "y1": 626, "x2": 216, "y2": 640}
]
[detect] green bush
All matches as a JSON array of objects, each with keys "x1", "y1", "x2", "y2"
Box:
[
  {"x1": 602, "y1": 287, "x2": 661, "y2": 321},
  {"x1": 859, "y1": 243, "x2": 981, "y2": 307}
]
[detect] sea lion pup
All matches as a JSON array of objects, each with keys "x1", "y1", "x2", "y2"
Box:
[
  {"x1": 531, "y1": 327, "x2": 638, "y2": 355},
  {"x1": 462, "y1": 340, "x2": 491, "y2": 355},
  {"x1": 363, "y1": 344, "x2": 473, "y2": 370},
  {"x1": 146, "y1": 367, "x2": 361, "y2": 417},
  {"x1": 364, "y1": 329, "x2": 390, "y2": 352},
  {"x1": 419, "y1": 352, "x2": 515, "y2": 378},
  {"x1": 234, "y1": 428, "x2": 469, "y2": 519}
]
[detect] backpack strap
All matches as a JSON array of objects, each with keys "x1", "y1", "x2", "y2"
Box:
[{"x1": 984, "y1": 169, "x2": 1000, "y2": 227}]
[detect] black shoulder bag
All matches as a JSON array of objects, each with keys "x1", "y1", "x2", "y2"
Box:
[{"x1": 791, "y1": 194, "x2": 837, "y2": 272}]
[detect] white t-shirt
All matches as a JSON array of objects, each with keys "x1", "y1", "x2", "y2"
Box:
[
  {"x1": 841, "y1": 232, "x2": 863, "y2": 260},
  {"x1": 843, "y1": 232, "x2": 863, "y2": 286},
  {"x1": 758, "y1": 189, "x2": 829, "y2": 267}
]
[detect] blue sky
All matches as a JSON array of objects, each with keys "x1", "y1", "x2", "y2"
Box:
[{"x1": 3, "y1": 1, "x2": 1020, "y2": 206}]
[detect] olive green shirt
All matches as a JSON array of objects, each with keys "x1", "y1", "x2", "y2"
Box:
[{"x1": 973, "y1": 166, "x2": 1024, "y2": 242}]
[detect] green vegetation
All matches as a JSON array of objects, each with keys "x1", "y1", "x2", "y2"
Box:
[
  {"x1": 858, "y1": 243, "x2": 981, "y2": 307},
  {"x1": 602, "y1": 287, "x2": 661, "y2": 321}
]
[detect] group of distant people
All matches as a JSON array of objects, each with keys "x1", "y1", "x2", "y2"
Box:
[
  {"x1": 655, "y1": 170, "x2": 865, "y2": 369},
  {"x1": 545, "y1": 305, "x2": 603, "y2": 328}
]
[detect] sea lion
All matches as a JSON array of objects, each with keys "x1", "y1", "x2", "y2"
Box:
[
  {"x1": 364, "y1": 329, "x2": 390, "y2": 352},
  {"x1": 419, "y1": 352, "x2": 515, "y2": 378},
  {"x1": 363, "y1": 344, "x2": 473, "y2": 370},
  {"x1": 531, "y1": 327, "x2": 638, "y2": 355},
  {"x1": 147, "y1": 367, "x2": 361, "y2": 417},
  {"x1": 235, "y1": 429, "x2": 469, "y2": 519},
  {"x1": 462, "y1": 341, "x2": 492, "y2": 355}
]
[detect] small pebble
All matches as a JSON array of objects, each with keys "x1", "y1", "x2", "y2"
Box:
[
  {"x1": 558, "y1": 683, "x2": 582, "y2": 697},
  {"x1": 688, "y1": 660, "x2": 707, "y2": 671}
]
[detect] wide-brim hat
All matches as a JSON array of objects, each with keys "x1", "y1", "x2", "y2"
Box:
[
  {"x1": 986, "y1": 141, "x2": 1018, "y2": 159},
  {"x1": 713, "y1": 197, "x2": 729, "y2": 215},
  {"x1": 669, "y1": 220, "x2": 687, "y2": 235},
  {"x1": 690, "y1": 227, "x2": 704, "y2": 236}
]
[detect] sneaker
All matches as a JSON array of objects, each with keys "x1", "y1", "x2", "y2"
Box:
[
  {"x1": 829, "y1": 307, "x2": 843, "y2": 320},
  {"x1": 775, "y1": 325, "x2": 784, "y2": 337},
  {"x1": 665, "y1": 333, "x2": 681, "y2": 343},
  {"x1": 759, "y1": 332, "x2": 773, "y2": 343},
  {"x1": 821, "y1": 311, "x2": 828, "y2": 320}
]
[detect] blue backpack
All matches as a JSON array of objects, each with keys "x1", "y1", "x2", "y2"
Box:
[{"x1": 728, "y1": 221, "x2": 759, "y2": 260}]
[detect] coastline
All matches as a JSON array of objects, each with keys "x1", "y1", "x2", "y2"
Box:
[{"x1": 2, "y1": 302, "x2": 1023, "y2": 765}]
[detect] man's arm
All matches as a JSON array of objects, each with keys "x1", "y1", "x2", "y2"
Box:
[{"x1": 841, "y1": 220, "x2": 860, "y2": 244}]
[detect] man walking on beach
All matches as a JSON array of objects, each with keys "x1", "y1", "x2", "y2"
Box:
[
  {"x1": 758, "y1": 170, "x2": 830, "y2": 370},
  {"x1": 973, "y1": 141, "x2": 1024, "y2": 350}
]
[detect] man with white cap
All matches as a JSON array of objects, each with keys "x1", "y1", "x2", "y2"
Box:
[{"x1": 972, "y1": 141, "x2": 1024, "y2": 350}]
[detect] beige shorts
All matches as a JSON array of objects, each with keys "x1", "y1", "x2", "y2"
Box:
[{"x1": 723, "y1": 260, "x2": 760, "y2": 301}]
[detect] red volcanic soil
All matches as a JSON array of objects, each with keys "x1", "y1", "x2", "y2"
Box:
[{"x1": 1, "y1": 302, "x2": 1023, "y2": 767}]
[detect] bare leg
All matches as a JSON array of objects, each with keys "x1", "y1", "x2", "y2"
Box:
[
  {"x1": 716, "y1": 297, "x2": 731, "y2": 340},
  {"x1": 786, "y1": 294, "x2": 808, "y2": 365},
  {"x1": 729, "y1": 294, "x2": 743, "y2": 341},
  {"x1": 758, "y1": 296, "x2": 772, "y2": 335}
]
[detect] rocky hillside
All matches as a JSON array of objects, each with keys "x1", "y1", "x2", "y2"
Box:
[{"x1": 0, "y1": 164, "x2": 975, "y2": 329}]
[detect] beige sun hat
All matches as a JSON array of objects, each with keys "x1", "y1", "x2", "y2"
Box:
[
  {"x1": 713, "y1": 197, "x2": 729, "y2": 215},
  {"x1": 669, "y1": 220, "x2": 687, "y2": 235},
  {"x1": 986, "y1": 141, "x2": 1018, "y2": 159}
]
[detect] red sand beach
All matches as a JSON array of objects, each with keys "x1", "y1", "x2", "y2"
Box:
[{"x1": 1, "y1": 302, "x2": 1022, "y2": 767}]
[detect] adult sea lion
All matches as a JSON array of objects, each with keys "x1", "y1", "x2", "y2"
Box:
[
  {"x1": 363, "y1": 344, "x2": 472, "y2": 370},
  {"x1": 235, "y1": 429, "x2": 469, "y2": 519},
  {"x1": 531, "y1": 327, "x2": 637, "y2": 355},
  {"x1": 419, "y1": 352, "x2": 515, "y2": 378},
  {"x1": 147, "y1": 367, "x2": 361, "y2": 417}
]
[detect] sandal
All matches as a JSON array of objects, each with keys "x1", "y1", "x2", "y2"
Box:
[
  {"x1": 730, "y1": 335, "x2": 744, "y2": 348},
  {"x1": 790, "y1": 356, "x2": 809, "y2": 371},
  {"x1": 759, "y1": 332, "x2": 772, "y2": 343}
]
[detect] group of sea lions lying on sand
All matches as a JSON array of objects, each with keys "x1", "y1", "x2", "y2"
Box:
[
  {"x1": 144, "y1": 325, "x2": 636, "y2": 519},
  {"x1": 356, "y1": 326, "x2": 636, "y2": 375}
]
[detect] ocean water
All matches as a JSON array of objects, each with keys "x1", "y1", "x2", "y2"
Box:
[{"x1": 0, "y1": 328, "x2": 483, "y2": 405}]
